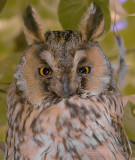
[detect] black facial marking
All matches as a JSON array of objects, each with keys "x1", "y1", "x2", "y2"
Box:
[
  {"x1": 81, "y1": 77, "x2": 87, "y2": 88},
  {"x1": 43, "y1": 82, "x2": 50, "y2": 92}
]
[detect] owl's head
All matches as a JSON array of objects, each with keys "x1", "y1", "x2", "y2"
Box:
[{"x1": 14, "y1": 4, "x2": 113, "y2": 106}]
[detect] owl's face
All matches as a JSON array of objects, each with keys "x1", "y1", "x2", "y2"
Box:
[{"x1": 14, "y1": 5, "x2": 112, "y2": 106}]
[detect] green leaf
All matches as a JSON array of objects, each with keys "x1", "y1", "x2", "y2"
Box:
[
  {"x1": 58, "y1": 0, "x2": 88, "y2": 30},
  {"x1": 0, "y1": 0, "x2": 7, "y2": 12},
  {"x1": 58, "y1": 0, "x2": 111, "y2": 35},
  {"x1": 124, "y1": 102, "x2": 135, "y2": 140}
]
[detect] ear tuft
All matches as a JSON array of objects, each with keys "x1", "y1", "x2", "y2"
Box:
[
  {"x1": 23, "y1": 5, "x2": 45, "y2": 45},
  {"x1": 80, "y1": 2, "x2": 105, "y2": 42}
]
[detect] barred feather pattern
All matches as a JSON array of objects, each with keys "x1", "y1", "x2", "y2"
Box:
[{"x1": 5, "y1": 81, "x2": 131, "y2": 160}]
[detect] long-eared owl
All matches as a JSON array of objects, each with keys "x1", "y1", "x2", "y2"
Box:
[{"x1": 5, "y1": 3, "x2": 132, "y2": 160}]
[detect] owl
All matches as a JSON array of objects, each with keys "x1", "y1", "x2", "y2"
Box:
[{"x1": 5, "y1": 3, "x2": 132, "y2": 160}]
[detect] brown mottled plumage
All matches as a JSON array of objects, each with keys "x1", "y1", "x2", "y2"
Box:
[{"x1": 5, "y1": 3, "x2": 131, "y2": 160}]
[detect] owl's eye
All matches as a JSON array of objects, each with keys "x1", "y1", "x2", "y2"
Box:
[
  {"x1": 78, "y1": 66, "x2": 91, "y2": 74},
  {"x1": 39, "y1": 67, "x2": 52, "y2": 76}
]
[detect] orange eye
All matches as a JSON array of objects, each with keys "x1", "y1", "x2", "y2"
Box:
[
  {"x1": 78, "y1": 66, "x2": 91, "y2": 74},
  {"x1": 39, "y1": 67, "x2": 52, "y2": 76}
]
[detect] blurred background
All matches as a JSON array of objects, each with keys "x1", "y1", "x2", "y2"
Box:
[{"x1": 0, "y1": 0, "x2": 135, "y2": 159}]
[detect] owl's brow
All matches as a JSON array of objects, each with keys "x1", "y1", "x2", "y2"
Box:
[
  {"x1": 78, "y1": 57, "x2": 87, "y2": 65},
  {"x1": 39, "y1": 50, "x2": 55, "y2": 68},
  {"x1": 74, "y1": 50, "x2": 87, "y2": 67}
]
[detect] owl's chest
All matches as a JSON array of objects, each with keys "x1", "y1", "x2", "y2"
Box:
[
  {"x1": 19, "y1": 110, "x2": 105, "y2": 159},
  {"x1": 14, "y1": 98, "x2": 126, "y2": 160}
]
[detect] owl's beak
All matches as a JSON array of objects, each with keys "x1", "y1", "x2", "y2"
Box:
[{"x1": 62, "y1": 75, "x2": 69, "y2": 98}]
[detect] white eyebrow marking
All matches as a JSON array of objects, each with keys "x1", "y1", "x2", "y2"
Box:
[
  {"x1": 40, "y1": 51, "x2": 56, "y2": 68},
  {"x1": 74, "y1": 50, "x2": 86, "y2": 67}
]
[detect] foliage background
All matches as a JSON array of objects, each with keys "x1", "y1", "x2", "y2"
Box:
[{"x1": 0, "y1": 0, "x2": 135, "y2": 159}]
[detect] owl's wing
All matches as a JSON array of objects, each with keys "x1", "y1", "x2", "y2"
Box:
[
  {"x1": 71, "y1": 95, "x2": 132, "y2": 160},
  {"x1": 97, "y1": 92, "x2": 132, "y2": 159},
  {"x1": 5, "y1": 81, "x2": 23, "y2": 159},
  {"x1": 110, "y1": 112, "x2": 132, "y2": 159}
]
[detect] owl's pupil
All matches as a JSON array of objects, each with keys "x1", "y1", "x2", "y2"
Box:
[
  {"x1": 43, "y1": 68, "x2": 50, "y2": 75},
  {"x1": 79, "y1": 68, "x2": 86, "y2": 73},
  {"x1": 79, "y1": 67, "x2": 91, "y2": 74}
]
